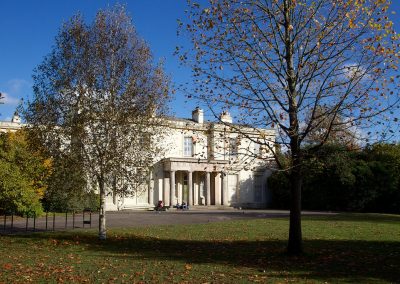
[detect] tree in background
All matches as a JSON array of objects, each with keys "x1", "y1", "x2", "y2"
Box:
[
  {"x1": 0, "y1": 130, "x2": 51, "y2": 216},
  {"x1": 25, "y1": 5, "x2": 170, "y2": 240},
  {"x1": 269, "y1": 143, "x2": 400, "y2": 214},
  {"x1": 42, "y1": 153, "x2": 98, "y2": 213},
  {"x1": 304, "y1": 106, "x2": 359, "y2": 149},
  {"x1": 179, "y1": 0, "x2": 400, "y2": 254},
  {"x1": 362, "y1": 143, "x2": 400, "y2": 212}
]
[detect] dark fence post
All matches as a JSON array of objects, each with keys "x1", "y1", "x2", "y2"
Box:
[
  {"x1": 45, "y1": 212, "x2": 48, "y2": 231},
  {"x1": 72, "y1": 212, "x2": 75, "y2": 229},
  {"x1": 33, "y1": 212, "x2": 36, "y2": 232},
  {"x1": 65, "y1": 212, "x2": 68, "y2": 229},
  {"x1": 53, "y1": 213, "x2": 55, "y2": 231},
  {"x1": 11, "y1": 213, "x2": 13, "y2": 231},
  {"x1": 83, "y1": 210, "x2": 93, "y2": 228},
  {"x1": 3, "y1": 213, "x2": 6, "y2": 231}
]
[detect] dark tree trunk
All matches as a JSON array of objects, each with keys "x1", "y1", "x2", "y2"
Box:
[
  {"x1": 287, "y1": 159, "x2": 303, "y2": 255},
  {"x1": 98, "y1": 177, "x2": 107, "y2": 240},
  {"x1": 283, "y1": 0, "x2": 303, "y2": 255}
]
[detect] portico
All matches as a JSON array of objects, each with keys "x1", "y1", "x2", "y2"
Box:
[{"x1": 161, "y1": 158, "x2": 229, "y2": 207}]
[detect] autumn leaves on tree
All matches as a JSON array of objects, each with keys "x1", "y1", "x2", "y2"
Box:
[
  {"x1": 0, "y1": 131, "x2": 51, "y2": 216},
  {"x1": 179, "y1": 0, "x2": 400, "y2": 254},
  {"x1": 25, "y1": 6, "x2": 170, "y2": 240}
]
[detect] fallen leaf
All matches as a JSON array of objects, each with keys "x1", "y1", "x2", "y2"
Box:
[
  {"x1": 185, "y1": 264, "x2": 192, "y2": 270},
  {"x1": 3, "y1": 263, "x2": 12, "y2": 270}
]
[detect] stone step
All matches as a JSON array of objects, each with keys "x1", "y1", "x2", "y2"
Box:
[
  {"x1": 121, "y1": 205, "x2": 154, "y2": 211},
  {"x1": 120, "y1": 205, "x2": 237, "y2": 211},
  {"x1": 190, "y1": 205, "x2": 234, "y2": 210}
]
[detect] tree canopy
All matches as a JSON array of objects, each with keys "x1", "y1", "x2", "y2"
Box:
[
  {"x1": 269, "y1": 143, "x2": 400, "y2": 214},
  {"x1": 42, "y1": 152, "x2": 98, "y2": 213},
  {"x1": 25, "y1": 5, "x2": 170, "y2": 239},
  {"x1": 0, "y1": 130, "x2": 51, "y2": 216}
]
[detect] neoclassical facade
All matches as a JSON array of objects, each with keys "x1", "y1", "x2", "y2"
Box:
[
  {"x1": 106, "y1": 108, "x2": 275, "y2": 210},
  {"x1": 0, "y1": 109, "x2": 275, "y2": 210}
]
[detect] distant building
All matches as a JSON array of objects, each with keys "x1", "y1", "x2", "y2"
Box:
[{"x1": 0, "y1": 112, "x2": 23, "y2": 132}]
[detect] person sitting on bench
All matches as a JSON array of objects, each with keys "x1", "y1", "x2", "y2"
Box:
[
  {"x1": 156, "y1": 200, "x2": 164, "y2": 211},
  {"x1": 181, "y1": 202, "x2": 188, "y2": 210}
]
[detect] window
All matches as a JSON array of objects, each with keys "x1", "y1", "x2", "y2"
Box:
[
  {"x1": 229, "y1": 137, "x2": 237, "y2": 157},
  {"x1": 254, "y1": 175, "x2": 264, "y2": 201},
  {"x1": 184, "y1": 136, "x2": 193, "y2": 156},
  {"x1": 254, "y1": 142, "x2": 262, "y2": 158}
]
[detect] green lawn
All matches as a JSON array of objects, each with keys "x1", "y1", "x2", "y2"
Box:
[{"x1": 0, "y1": 213, "x2": 399, "y2": 283}]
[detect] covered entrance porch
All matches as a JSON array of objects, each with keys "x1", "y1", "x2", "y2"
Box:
[{"x1": 160, "y1": 158, "x2": 231, "y2": 207}]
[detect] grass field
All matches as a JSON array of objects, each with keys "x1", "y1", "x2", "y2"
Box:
[{"x1": 0, "y1": 213, "x2": 399, "y2": 283}]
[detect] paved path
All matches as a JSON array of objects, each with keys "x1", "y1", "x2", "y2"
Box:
[{"x1": 0, "y1": 209, "x2": 335, "y2": 234}]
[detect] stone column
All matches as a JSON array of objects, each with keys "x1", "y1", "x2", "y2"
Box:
[
  {"x1": 149, "y1": 176, "x2": 154, "y2": 206},
  {"x1": 163, "y1": 172, "x2": 169, "y2": 206},
  {"x1": 170, "y1": 170, "x2": 176, "y2": 206},
  {"x1": 194, "y1": 173, "x2": 199, "y2": 205},
  {"x1": 215, "y1": 172, "x2": 221, "y2": 205},
  {"x1": 188, "y1": 171, "x2": 193, "y2": 206},
  {"x1": 221, "y1": 172, "x2": 228, "y2": 206},
  {"x1": 206, "y1": 172, "x2": 211, "y2": 206},
  {"x1": 178, "y1": 181, "x2": 182, "y2": 204}
]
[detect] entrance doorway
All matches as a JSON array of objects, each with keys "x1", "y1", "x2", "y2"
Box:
[{"x1": 182, "y1": 172, "x2": 188, "y2": 203}]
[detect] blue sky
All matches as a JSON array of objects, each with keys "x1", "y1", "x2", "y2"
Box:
[
  {"x1": 0, "y1": 0, "x2": 195, "y2": 120},
  {"x1": 0, "y1": 1, "x2": 399, "y2": 122}
]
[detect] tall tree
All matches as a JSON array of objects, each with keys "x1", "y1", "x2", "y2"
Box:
[
  {"x1": 25, "y1": 5, "x2": 169, "y2": 240},
  {"x1": 179, "y1": 0, "x2": 400, "y2": 254}
]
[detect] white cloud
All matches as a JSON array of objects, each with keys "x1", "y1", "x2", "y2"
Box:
[
  {"x1": 7, "y1": 79, "x2": 31, "y2": 94},
  {"x1": 342, "y1": 63, "x2": 371, "y2": 81},
  {"x1": 0, "y1": 91, "x2": 20, "y2": 105},
  {"x1": 0, "y1": 78, "x2": 31, "y2": 107}
]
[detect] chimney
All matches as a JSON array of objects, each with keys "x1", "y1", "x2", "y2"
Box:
[
  {"x1": 192, "y1": 107, "x2": 204, "y2": 123},
  {"x1": 220, "y1": 111, "x2": 232, "y2": 123}
]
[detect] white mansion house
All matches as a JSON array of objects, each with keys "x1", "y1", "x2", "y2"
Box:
[
  {"x1": 107, "y1": 107, "x2": 275, "y2": 210},
  {"x1": 1, "y1": 108, "x2": 275, "y2": 210}
]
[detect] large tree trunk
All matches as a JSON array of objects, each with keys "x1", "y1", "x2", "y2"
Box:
[
  {"x1": 287, "y1": 159, "x2": 303, "y2": 255},
  {"x1": 283, "y1": 0, "x2": 303, "y2": 255},
  {"x1": 98, "y1": 177, "x2": 107, "y2": 240}
]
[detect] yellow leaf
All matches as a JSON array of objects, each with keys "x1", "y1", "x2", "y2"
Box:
[{"x1": 185, "y1": 264, "x2": 192, "y2": 270}]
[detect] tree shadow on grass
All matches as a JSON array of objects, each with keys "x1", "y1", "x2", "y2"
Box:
[
  {"x1": 22, "y1": 232, "x2": 400, "y2": 283},
  {"x1": 302, "y1": 213, "x2": 400, "y2": 225},
  {"x1": 304, "y1": 213, "x2": 400, "y2": 224}
]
